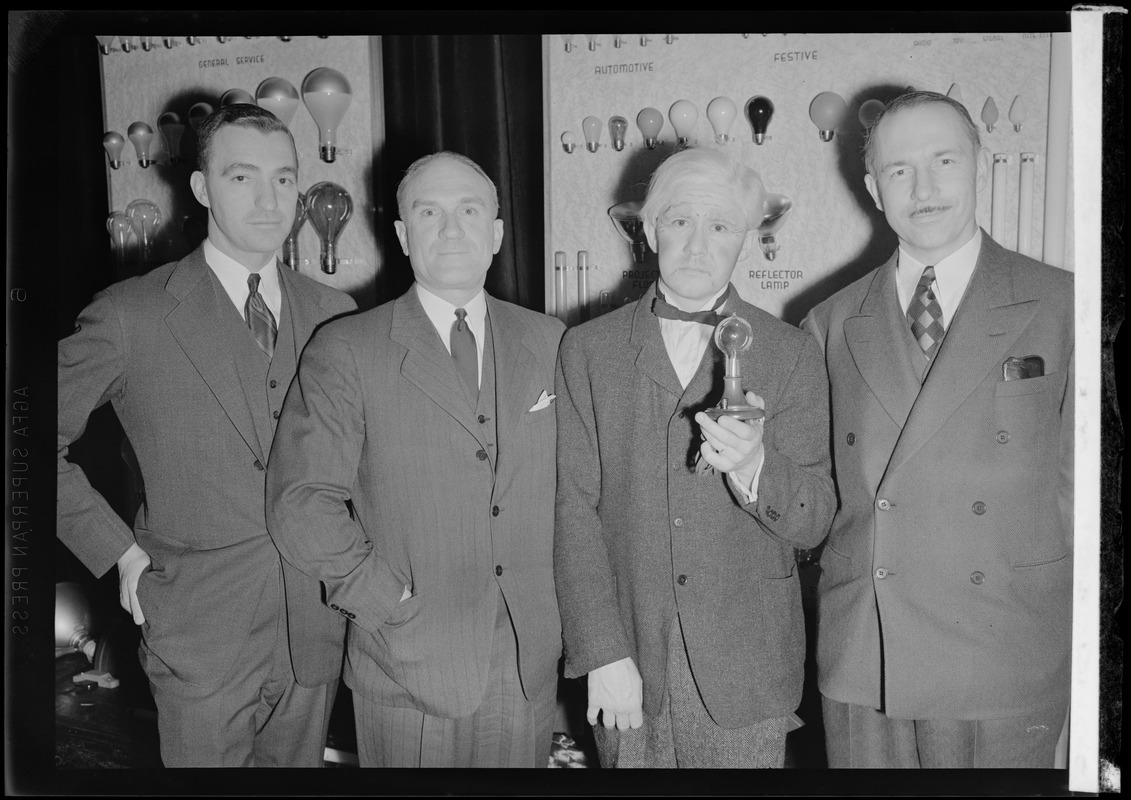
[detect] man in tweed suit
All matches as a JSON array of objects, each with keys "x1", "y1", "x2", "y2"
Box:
[
  {"x1": 266, "y1": 151, "x2": 565, "y2": 768},
  {"x1": 555, "y1": 146, "x2": 836, "y2": 768},
  {"x1": 57, "y1": 104, "x2": 356, "y2": 766},
  {"x1": 803, "y1": 91, "x2": 1074, "y2": 768}
]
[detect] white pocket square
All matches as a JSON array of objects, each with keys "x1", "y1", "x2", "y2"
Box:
[{"x1": 529, "y1": 390, "x2": 556, "y2": 412}]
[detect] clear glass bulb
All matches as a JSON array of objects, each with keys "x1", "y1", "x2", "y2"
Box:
[
  {"x1": 857, "y1": 99, "x2": 885, "y2": 129},
  {"x1": 106, "y1": 211, "x2": 134, "y2": 272},
  {"x1": 981, "y1": 97, "x2": 999, "y2": 132},
  {"x1": 582, "y1": 116, "x2": 603, "y2": 152},
  {"x1": 608, "y1": 116, "x2": 628, "y2": 151},
  {"x1": 157, "y1": 112, "x2": 186, "y2": 166},
  {"x1": 608, "y1": 201, "x2": 648, "y2": 264},
  {"x1": 220, "y1": 88, "x2": 255, "y2": 107},
  {"x1": 126, "y1": 199, "x2": 162, "y2": 267},
  {"x1": 256, "y1": 77, "x2": 301, "y2": 127},
  {"x1": 305, "y1": 182, "x2": 353, "y2": 274},
  {"x1": 283, "y1": 192, "x2": 307, "y2": 270},
  {"x1": 758, "y1": 193, "x2": 794, "y2": 261},
  {"x1": 1008, "y1": 95, "x2": 1026, "y2": 132},
  {"x1": 636, "y1": 107, "x2": 664, "y2": 149},
  {"x1": 127, "y1": 121, "x2": 154, "y2": 168},
  {"x1": 302, "y1": 67, "x2": 353, "y2": 163},
  {"x1": 745, "y1": 96, "x2": 775, "y2": 145},
  {"x1": 102, "y1": 131, "x2": 126, "y2": 169},
  {"x1": 668, "y1": 100, "x2": 698, "y2": 145},
  {"x1": 808, "y1": 91, "x2": 847, "y2": 142},
  {"x1": 706, "y1": 97, "x2": 737, "y2": 144}
]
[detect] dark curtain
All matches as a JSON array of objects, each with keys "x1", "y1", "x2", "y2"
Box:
[{"x1": 379, "y1": 35, "x2": 544, "y2": 309}]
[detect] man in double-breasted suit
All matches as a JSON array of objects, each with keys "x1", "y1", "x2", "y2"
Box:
[
  {"x1": 555, "y1": 145, "x2": 836, "y2": 768},
  {"x1": 803, "y1": 91, "x2": 1074, "y2": 768},
  {"x1": 57, "y1": 104, "x2": 356, "y2": 766},
  {"x1": 266, "y1": 151, "x2": 565, "y2": 768}
]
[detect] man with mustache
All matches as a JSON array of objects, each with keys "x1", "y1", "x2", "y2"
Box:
[
  {"x1": 803, "y1": 90, "x2": 1074, "y2": 768},
  {"x1": 57, "y1": 104, "x2": 356, "y2": 766}
]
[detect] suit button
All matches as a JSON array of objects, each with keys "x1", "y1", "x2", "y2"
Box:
[
  {"x1": 272, "y1": 410, "x2": 280, "y2": 420},
  {"x1": 492, "y1": 505, "x2": 500, "y2": 517},
  {"x1": 253, "y1": 460, "x2": 265, "y2": 471},
  {"x1": 673, "y1": 518, "x2": 683, "y2": 527},
  {"x1": 996, "y1": 431, "x2": 1010, "y2": 443},
  {"x1": 676, "y1": 574, "x2": 687, "y2": 585},
  {"x1": 346, "y1": 611, "x2": 356, "y2": 619},
  {"x1": 876, "y1": 498, "x2": 891, "y2": 511},
  {"x1": 478, "y1": 414, "x2": 487, "y2": 424},
  {"x1": 970, "y1": 571, "x2": 985, "y2": 585},
  {"x1": 874, "y1": 567, "x2": 888, "y2": 579},
  {"x1": 476, "y1": 450, "x2": 488, "y2": 461},
  {"x1": 495, "y1": 565, "x2": 503, "y2": 576},
  {"x1": 330, "y1": 603, "x2": 340, "y2": 611},
  {"x1": 270, "y1": 379, "x2": 278, "y2": 388},
  {"x1": 846, "y1": 432, "x2": 856, "y2": 445},
  {"x1": 972, "y1": 501, "x2": 987, "y2": 515}
]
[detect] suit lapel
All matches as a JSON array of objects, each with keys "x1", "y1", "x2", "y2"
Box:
[
  {"x1": 488, "y1": 296, "x2": 539, "y2": 451},
  {"x1": 886, "y1": 233, "x2": 1039, "y2": 475},
  {"x1": 630, "y1": 285, "x2": 685, "y2": 399},
  {"x1": 844, "y1": 254, "x2": 922, "y2": 429},
  {"x1": 163, "y1": 247, "x2": 264, "y2": 462},
  {"x1": 277, "y1": 264, "x2": 317, "y2": 365},
  {"x1": 391, "y1": 288, "x2": 483, "y2": 444}
]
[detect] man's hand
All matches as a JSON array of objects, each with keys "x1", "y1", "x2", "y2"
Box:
[
  {"x1": 116, "y1": 543, "x2": 151, "y2": 625},
  {"x1": 587, "y1": 656, "x2": 644, "y2": 730},
  {"x1": 694, "y1": 391, "x2": 766, "y2": 484}
]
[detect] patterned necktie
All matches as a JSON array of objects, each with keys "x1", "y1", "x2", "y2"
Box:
[
  {"x1": 652, "y1": 284, "x2": 732, "y2": 326},
  {"x1": 906, "y1": 265, "x2": 944, "y2": 357},
  {"x1": 451, "y1": 308, "x2": 479, "y2": 399},
  {"x1": 245, "y1": 272, "x2": 277, "y2": 360}
]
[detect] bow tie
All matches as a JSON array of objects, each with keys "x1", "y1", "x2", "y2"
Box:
[{"x1": 652, "y1": 284, "x2": 732, "y2": 326}]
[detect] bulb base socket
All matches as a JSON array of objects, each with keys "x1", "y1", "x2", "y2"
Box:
[
  {"x1": 586, "y1": 142, "x2": 599, "y2": 153},
  {"x1": 754, "y1": 133, "x2": 766, "y2": 145},
  {"x1": 643, "y1": 138, "x2": 658, "y2": 150},
  {"x1": 320, "y1": 145, "x2": 337, "y2": 163},
  {"x1": 818, "y1": 130, "x2": 835, "y2": 142}
]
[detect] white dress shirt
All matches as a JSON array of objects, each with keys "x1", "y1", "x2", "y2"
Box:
[
  {"x1": 895, "y1": 228, "x2": 982, "y2": 329},
  {"x1": 416, "y1": 283, "x2": 487, "y2": 388},
  {"x1": 656, "y1": 280, "x2": 763, "y2": 503},
  {"x1": 203, "y1": 238, "x2": 282, "y2": 323}
]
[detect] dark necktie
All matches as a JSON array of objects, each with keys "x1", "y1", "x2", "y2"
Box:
[
  {"x1": 652, "y1": 284, "x2": 732, "y2": 326},
  {"x1": 906, "y1": 265, "x2": 944, "y2": 357},
  {"x1": 451, "y1": 308, "x2": 479, "y2": 399},
  {"x1": 245, "y1": 272, "x2": 277, "y2": 360}
]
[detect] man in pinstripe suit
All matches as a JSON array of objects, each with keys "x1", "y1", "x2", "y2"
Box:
[{"x1": 266, "y1": 151, "x2": 565, "y2": 768}]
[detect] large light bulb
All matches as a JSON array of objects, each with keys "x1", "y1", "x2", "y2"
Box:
[
  {"x1": 608, "y1": 201, "x2": 648, "y2": 264},
  {"x1": 706, "y1": 96, "x2": 738, "y2": 144},
  {"x1": 981, "y1": 96, "x2": 999, "y2": 132},
  {"x1": 1008, "y1": 95, "x2": 1026, "y2": 132},
  {"x1": 56, "y1": 582, "x2": 97, "y2": 661},
  {"x1": 126, "y1": 199, "x2": 162, "y2": 267},
  {"x1": 283, "y1": 192, "x2": 307, "y2": 270},
  {"x1": 745, "y1": 96, "x2": 774, "y2": 145},
  {"x1": 305, "y1": 182, "x2": 353, "y2": 274},
  {"x1": 636, "y1": 107, "x2": 664, "y2": 149},
  {"x1": 582, "y1": 116, "x2": 603, "y2": 152},
  {"x1": 668, "y1": 100, "x2": 698, "y2": 145},
  {"x1": 221, "y1": 88, "x2": 255, "y2": 107},
  {"x1": 302, "y1": 67, "x2": 353, "y2": 163},
  {"x1": 758, "y1": 193, "x2": 794, "y2": 261},
  {"x1": 106, "y1": 211, "x2": 133, "y2": 272},
  {"x1": 560, "y1": 131, "x2": 578, "y2": 154},
  {"x1": 102, "y1": 131, "x2": 126, "y2": 169},
  {"x1": 157, "y1": 112, "x2": 186, "y2": 166},
  {"x1": 608, "y1": 116, "x2": 628, "y2": 151},
  {"x1": 95, "y1": 36, "x2": 116, "y2": 55},
  {"x1": 857, "y1": 99, "x2": 885, "y2": 129},
  {"x1": 127, "y1": 121, "x2": 154, "y2": 168},
  {"x1": 808, "y1": 91, "x2": 848, "y2": 142},
  {"x1": 188, "y1": 102, "x2": 214, "y2": 132},
  {"x1": 256, "y1": 77, "x2": 301, "y2": 127}
]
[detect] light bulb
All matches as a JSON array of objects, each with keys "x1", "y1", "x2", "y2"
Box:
[
  {"x1": 140, "y1": 36, "x2": 153, "y2": 52},
  {"x1": 127, "y1": 121, "x2": 154, "y2": 168},
  {"x1": 857, "y1": 99, "x2": 885, "y2": 128},
  {"x1": 585, "y1": 34, "x2": 599, "y2": 51},
  {"x1": 217, "y1": 36, "x2": 228, "y2": 44},
  {"x1": 560, "y1": 131, "x2": 578, "y2": 154},
  {"x1": 608, "y1": 116, "x2": 628, "y2": 151},
  {"x1": 668, "y1": 100, "x2": 698, "y2": 145},
  {"x1": 283, "y1": 192, "x2": 307, "y2": 270},
  {"x1": 305, "y1": 181, "x2": 353, "y2": 274},
  {"x1": 102, "y1": 131, "x2": 126, "y2": 169},
  {"x1": 664, "y1": 35, "x2": 678, "y2": 45},
  {"x1": 119, "y1": 36, "x2": 134, "y2": 53},
  {"x1": 745, "y1": 96, "x2": 774, "y2": 145},
  {"x1": 188, "y1": 102, "x2": 214, "y2": 132},
  {"x1": 1008, "y1": 95, "x2": 1026, "y2": 132},
  {"x1": 947, "y1": 83, "x2": 964, "y2": 104},
  {"x1": 809, "y1": 91, "x2": 848, "y2": 142},
  {"x1": 561, "y1": 34, "x2": 574, "y2": 53},
  {"x1": 705, "y1": 315, "x2": 763, "y2": 422},
  {"x1": 582, "y1": 116, "x2": 603, "y2": 152},
  {"x1": 106, "y1": 211, "x2": 134, "y2": 272},
  {"x1": 758, "y1": 193, "x2": 794, "y2": 261},
  {"x1": 706, "y1": 97, "x2": 738, "y2": 144},
  {"x1": 187, "y1": 35, "x2": 197, "y2": 45},
  {"x1": 220, "y1": 88, "x2": 255, "y2": 107},
  {"x1": 256, "y1": 77, "x2": 301, "y2": 127},
  {"x1": 636, "y1": 107, "x2": 664, "y2": 149},
  {"x1": 613, "y1": 35, "x2": 626, "y2": 48},
  {"x1": 608, "y1": 201, "x2": 648, "y2": 264},
  {"x1": 639, "y1": 35, "x2": 651, "y2": 46},
  {"x1": 126, "y1": 199, "x2": 162, "y2": 267},
  {"x1": 157, "y1": 112, "x2": 186, "y2": 166},
  {"x1": 95, "y1": 36, "x2": 116, "y2": 55},
  {"x1": 56, "y1": 582, "x2": 97, "y2": 661},
  {"x1": 162, "y1": 36, "x2": 177, "y2": 49},
  {"x1": 281, "y1": 36, "x2": 292, "y2": 42},
  {"x1": 302, "y1": 67, "x2": 353, "y2": 163},
  {"x1": 981, "y1": 97, "x2": 999, "y2": 132}
]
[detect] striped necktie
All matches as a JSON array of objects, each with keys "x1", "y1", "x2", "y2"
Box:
[{"x1": 245, "y1": 272, "x2": 277, "y2": 360}]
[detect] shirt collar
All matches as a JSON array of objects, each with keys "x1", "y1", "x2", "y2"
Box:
[
  {"x1": 897, "y1": 228, "x2": 981, "y2": 298},
  {"x1": 656, "y1": 279, "x2": 732, "y2": 315},
  {"x1": 415, "y1": 283, "x2": 487, "y2": 350},
  {"x1": 203, "y1": 238, "x2": 281, "y2": 319}
]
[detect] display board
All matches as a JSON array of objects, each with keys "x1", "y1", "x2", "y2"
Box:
[
  {"x1": 543, "y1": 32, "x2": 1072, "y2": 325},
  {"x1": 99, "y1": 35, "x2": 383, "y2": 306}
]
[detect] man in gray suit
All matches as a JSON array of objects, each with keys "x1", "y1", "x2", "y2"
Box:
[
  {"x1": 266, "y1": 151, "x2": 565, "y2": 768},
  {"x1": 555, "y1": 145, "x2": 836, "y2": 768},
  {"x1": 803, "y1": 91, "x2": 1074, "y2": 768},
  {"x1": 57, "y1": 104, "x2": 356, "y2": 766}
]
